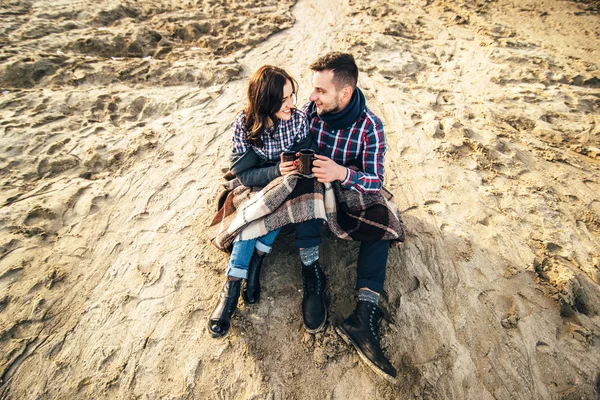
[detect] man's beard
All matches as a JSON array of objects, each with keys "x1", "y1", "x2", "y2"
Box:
[{"x1": 317, "y1": 102, "x2": 341, "y2": 115}]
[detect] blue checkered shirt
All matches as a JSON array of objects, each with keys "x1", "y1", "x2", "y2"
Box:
[
  {"x1": 231, "y1": 108, "x2": 310, "y2": 161},
  {"x1": 303, "y1": 102, "x2": 386, "y2": 193}
]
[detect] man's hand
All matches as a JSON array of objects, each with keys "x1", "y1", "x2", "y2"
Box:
[
  {"x1": 312, "y1": 154, "x2": 347, "y2": 183},
  {"x1": 279, "y1": 160, "x2": 297, "y2": 176}
]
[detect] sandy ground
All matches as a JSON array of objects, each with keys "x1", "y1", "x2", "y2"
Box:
[{"x1": 1, "y1": 0, "x2": 600, "y2": 398}]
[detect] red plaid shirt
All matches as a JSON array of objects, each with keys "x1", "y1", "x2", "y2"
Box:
[
  {"x1": 231, "y1": 108, "x2": 309, "y2": 161},
  {"x1": 303, "y1": 103, "x2": 386, "y2": 193}
]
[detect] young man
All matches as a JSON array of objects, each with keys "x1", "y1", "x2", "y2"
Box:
[{"x1": 295, "y1": 52, "x2": 396, "y2": 381}]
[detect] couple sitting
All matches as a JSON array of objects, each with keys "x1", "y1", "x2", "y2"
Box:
[{"x1": 207, "y1": 52, "x2": 404, "y2": 382}]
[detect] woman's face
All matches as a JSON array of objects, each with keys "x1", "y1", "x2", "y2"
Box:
[{"x1": 274, "y1": 79, "x2": 296, "y2": 121}]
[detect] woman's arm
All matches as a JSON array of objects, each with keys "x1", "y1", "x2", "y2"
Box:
[
  {"x1": 230, "y1": 149, "x2": 259, "y2": 175},
  {"x1": 229, "y1": 112, "x2": 280, "y2": 187},
  {"x1": 230, "y1": 149, "x2": 281, "y2": 187},
  {"x1": 236, "y1": 164, "x2": 281, "y2": 187}
]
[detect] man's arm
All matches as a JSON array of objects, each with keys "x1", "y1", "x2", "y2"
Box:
[
  {"x1": 316, "y1": 120, "x2": 386, "y2": 194},
  {"x1": 341, "y1": 120, "x2": 386, "y2": 193}
]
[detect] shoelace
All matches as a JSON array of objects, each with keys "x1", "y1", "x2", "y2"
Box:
[
  {"x1": 368, "y1": 307, "x2": 381, "y2": 342},
  {"x1": 303, "y1": 265, "x2": 322, "y2": 295}
]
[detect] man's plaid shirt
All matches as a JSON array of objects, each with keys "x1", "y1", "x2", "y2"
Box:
[
  {"x1": 231, "y1": 108, "x2": 309, "y2": 161},
  {"x1": 303, "y1": 102, "x2": 386, "y2": 193}
]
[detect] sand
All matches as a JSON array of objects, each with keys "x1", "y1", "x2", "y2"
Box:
[{"x1": 1, "y1": 0, "x2": 599, "y2": 398}]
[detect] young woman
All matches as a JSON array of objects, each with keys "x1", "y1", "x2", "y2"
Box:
[{"x1": 208, "y1": 65, "x2": 314, "y2": 338}]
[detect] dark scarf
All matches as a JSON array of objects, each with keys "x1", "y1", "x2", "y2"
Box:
[{"x1": 309, "y1": 87, "x2": 365, "y2": 130}]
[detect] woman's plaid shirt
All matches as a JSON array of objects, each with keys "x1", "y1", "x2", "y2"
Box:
[
  {"x1": 231, "y1": 108, "x2": 310, "y2": 161},
  {"x1": 303, "y1": 103, "x2": 386, "y2": 194}
]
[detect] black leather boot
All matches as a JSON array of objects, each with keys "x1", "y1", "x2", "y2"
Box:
[
  {"x1": 301, "y1": 261, "x2": 327, "y2": 333},
  {"x1": 336, "y1": 301, "x2": 397, "y2": 382},
  {"x1": 208, "y1": 279, "x2": 241, "y2": 338},
  {"x1": 242, "y1": 251, "x2": 264, "y2": 304}
]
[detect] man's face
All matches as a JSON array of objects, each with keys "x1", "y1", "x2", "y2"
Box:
[{"x1": 309, "y1": 70, "x2": 343, "y2": 115}]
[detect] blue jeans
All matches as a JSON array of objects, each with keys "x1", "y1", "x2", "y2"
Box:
[
  {"x1": 226, "y1": 228, "x2": 282, "y2": 279},
  {"x1": 295, "y1": 219, "x2": 389, "y2": 293}
]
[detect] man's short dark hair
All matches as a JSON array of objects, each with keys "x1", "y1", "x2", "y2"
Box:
[{"x1": 310, "y1": 52, "x2": 358, "y2": 90}]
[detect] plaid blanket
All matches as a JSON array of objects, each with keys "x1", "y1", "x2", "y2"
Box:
[{"x1": 207, "y1": 172, "x2": 405, "y2": 252}]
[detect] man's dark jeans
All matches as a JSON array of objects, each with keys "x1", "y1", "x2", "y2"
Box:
[{"x1": 295, "y1": 219, "x2": 389, "y2": 294}]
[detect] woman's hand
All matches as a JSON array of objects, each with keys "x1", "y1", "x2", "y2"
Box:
[{"x1": 279, "y1": 160, "x2": 297, "y2": 176}]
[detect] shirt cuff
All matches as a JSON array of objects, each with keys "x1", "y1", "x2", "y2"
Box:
[{"x1": 340, "y1": 167, "x2": 353, "y2": 187}]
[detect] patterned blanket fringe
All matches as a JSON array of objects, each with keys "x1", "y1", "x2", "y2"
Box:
[{"x1": 207, "y1": 172, "x2": 405, "y2": 252}]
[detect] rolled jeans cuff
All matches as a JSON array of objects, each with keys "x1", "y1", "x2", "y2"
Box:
[
  {"x1": 226, "y1": 266, "x2": 248, "y2": 280},
  {"x1": 356, "y1": 278, "x2": 384, "y2": 295},
  {"x1": 295, "y1": 236, "x2": 322, "y2": 249},
  {"x1": 255, "y1": 240, "x2": 272, "y2": 254},
  {"x1": 295, "y1": 219, "x2": 323, "y2": 249}
]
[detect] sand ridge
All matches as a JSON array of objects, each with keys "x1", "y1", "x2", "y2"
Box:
[{"x1": 1, "y1": 0, "x2": 599, "y2": 398}]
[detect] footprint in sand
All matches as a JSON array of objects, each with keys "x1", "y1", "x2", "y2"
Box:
[
  {"x1": 433, "y1": 91, "x2": 455, "y2": 112},
  {"x1": 46, "y1": 138, "x2": 71, "y2": 156},
  {"x1": 89, "y1": 194, "x2": 109, "y2": 215},
  {"x1": 0, "y1": 294, "x2": 10, "y2": 312},
  {"x1": 37, "y1": 156, "x2": 80, "y2": 178},
  {"x1": 24, "y1": 206, "x2": 56, "y2": 227},
  {"x1": 125, "y1": 96, "x2": 148, "y2": 121},
  {"x1": 86, "y1": 94, "x2": 119, "y2": 123}
]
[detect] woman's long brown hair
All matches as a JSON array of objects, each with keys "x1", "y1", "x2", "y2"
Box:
[{"x1": 244, "y1": 65, "x2": 297, "y2": 148}]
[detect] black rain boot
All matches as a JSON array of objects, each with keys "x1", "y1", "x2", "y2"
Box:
[
  {"x1": 242, "y1": 251, "x2": 264, "y2": 305},
  {"x1": 208, "y1": 279, "x2": 241, "y2": 338},
  {"x1": 301, "y1": 261, "x2": 327, "y2": 333},
  {"x1": 336, "y1": 301, "x2": 397, "y2": 382}
]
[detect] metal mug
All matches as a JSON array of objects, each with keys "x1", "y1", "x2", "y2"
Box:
[
  {"x1": 297, "y1": 149, "x2": 315, "y2": 175},
  {"x1": 280, "y1": 151, "x2": 297, "y2": 163}
]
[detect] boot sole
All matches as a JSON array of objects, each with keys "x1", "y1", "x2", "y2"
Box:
[
  {"x1": 209, "y1": 330, "x2": 227, "y2": 339},
  {"x1": 304, "y1": 308, "x2": 327, "y2": 334},
  {"x1": 335, "y1": 325, "x2": 398, "y2": 384}
]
